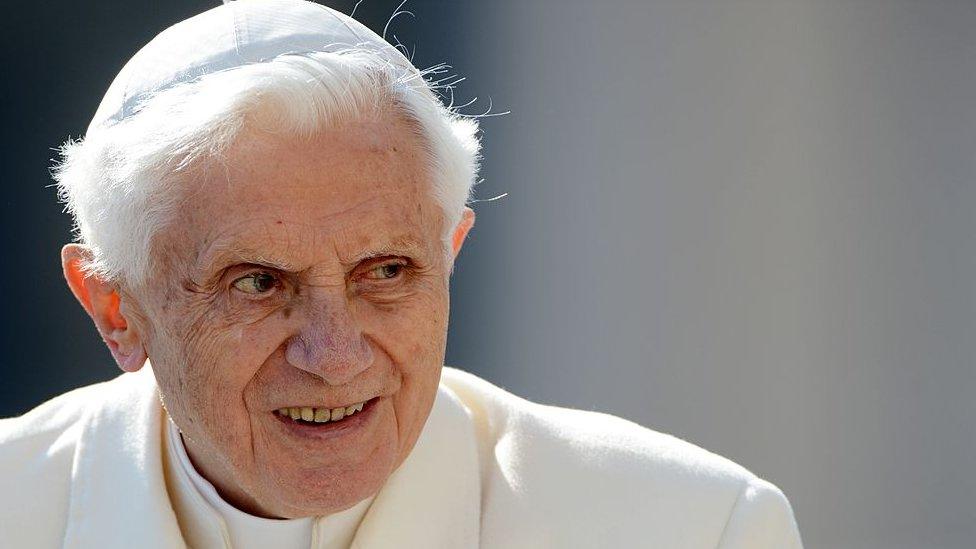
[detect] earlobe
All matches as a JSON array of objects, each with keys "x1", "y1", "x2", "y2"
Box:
[
  {"x1": 61, "y1": 244, "x2": 147, "y2": 373},
  {"x1": 115, "y1": 343, "x2": 148, "y2": 373},
  {"x1": 451, "y1": 207, "x2": 476, "y2": 258}
]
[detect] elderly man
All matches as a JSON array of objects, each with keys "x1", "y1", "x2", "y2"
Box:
[{"x1": 0, "y1": 1, "x2": 802, "y2": 547}]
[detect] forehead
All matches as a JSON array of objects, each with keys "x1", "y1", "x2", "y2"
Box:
[{"x1": 170, "y1": 111, "x2": 443, "y2": 272}]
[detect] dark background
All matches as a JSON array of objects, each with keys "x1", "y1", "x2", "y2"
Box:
[{"x1": 5, "y1": 2, "x2": 976, "y2": 548}]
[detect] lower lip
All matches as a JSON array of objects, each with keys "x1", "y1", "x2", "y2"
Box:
[{"x1": 273, "y1": 398, "x2": 380, "y2": 440}]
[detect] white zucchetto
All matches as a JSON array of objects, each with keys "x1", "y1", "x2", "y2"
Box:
[{"x1": 88, "y1": 0, "x2": 416, "y2": 136}]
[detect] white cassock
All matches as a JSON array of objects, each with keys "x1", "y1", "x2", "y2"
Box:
[{"x1": 0, "y1": 365, "x2": 802, "y2": 548}]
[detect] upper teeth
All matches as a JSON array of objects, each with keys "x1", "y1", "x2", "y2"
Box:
[{"x1": 277, "y1": 402, "x2": 366, "y2": 423}]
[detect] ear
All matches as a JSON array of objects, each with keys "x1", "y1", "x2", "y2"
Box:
[
  {"x1": 451, "y1": 207, "x2": 476, "y2": 259},
  {"x1": 61, "y1": 244, "x2": 147, "y2": 373}
]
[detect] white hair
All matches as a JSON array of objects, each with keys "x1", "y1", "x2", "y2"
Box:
[{"x1": 53, "y1": 49, "x2": 480, "y2": 286}]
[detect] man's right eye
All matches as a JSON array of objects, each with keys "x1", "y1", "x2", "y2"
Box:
[{"x1": 231, "y1": 272, "x2": 280, "y2": 295}]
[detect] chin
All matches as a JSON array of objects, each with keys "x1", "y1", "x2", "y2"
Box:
[
  {"x1": 258, "y1": 443, "x2": 399, "y2": 518},
  {"x1": 268, "y1": 476, "x2": 386, "y2": 518}
]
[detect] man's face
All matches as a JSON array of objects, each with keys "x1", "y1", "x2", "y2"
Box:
[{"x1": 130, "y1": 110, "x2": 454, "y2": 518}]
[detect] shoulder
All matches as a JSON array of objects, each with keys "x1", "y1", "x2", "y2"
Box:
[
  {"x1": 0, "y1": 381, "x2": 105, "y2": 457},
  {"x1": 440, "y1": 367, "x2": 802, "y2": 548},
  {"x1": 0, "y1": 374, "x2": 130, "y2": 548},
  {"x1": 0, "y1": 371, "x2": 141, "y2": 450}
]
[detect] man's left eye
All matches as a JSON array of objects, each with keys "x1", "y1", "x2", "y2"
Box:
[
  {"x1": 231, "y1": 272, "x2": 280, "y2": 294},
  {"x1": 364, "y1": 262, "x2": 404, "y2": 280}
]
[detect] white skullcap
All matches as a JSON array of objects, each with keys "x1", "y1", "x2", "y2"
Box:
[{"x1": 88, "y1": 0, "x2": 416, "y2": 136}]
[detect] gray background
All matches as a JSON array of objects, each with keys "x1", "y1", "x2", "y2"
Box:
[{"x1": 3, "y1": 1, "x2": 974, "y2": 548}]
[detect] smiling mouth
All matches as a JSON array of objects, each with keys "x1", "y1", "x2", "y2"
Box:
[{"x1": 275, "y1": 399, "x2": 370, "y2": 425}]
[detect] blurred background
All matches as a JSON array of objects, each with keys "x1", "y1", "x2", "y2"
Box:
[{"x1": 3, "y1": 1, "x2": 975, "y2": 547}]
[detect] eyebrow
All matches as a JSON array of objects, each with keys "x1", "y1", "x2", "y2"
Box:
[
  {"x1": 342, "y1": 235, "x2": 427, "y2": 263},
  {"x1": 194, "y1": 245, "x2": 300, "y2": 279},
  {"x1": 195, "y1": 233, "x2": 428, "y2": 276}
]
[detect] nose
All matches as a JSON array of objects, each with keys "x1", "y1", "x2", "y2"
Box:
[{"x1": 284, "y1": 296, "x2": 374, "y2": 385}]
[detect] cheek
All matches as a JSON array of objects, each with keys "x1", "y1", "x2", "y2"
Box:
[
  {"x1": 362, "y1": 286, "x2": 449, "y2": 369},
  {"x1": 361, "y1": 287, "x2": 449, "y2": 452},
  {"x1": 171, "y1": 296, "x2": 286, "y2": 379},
  {"x1": 148, "y1": 298, "x2": 287, "y2": 454}
]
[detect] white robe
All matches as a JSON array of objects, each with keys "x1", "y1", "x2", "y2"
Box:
[{"x1": 0, "y1": 366, "x2": 802, "y2": 548}]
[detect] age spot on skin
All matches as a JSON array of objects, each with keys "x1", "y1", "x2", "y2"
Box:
[{"x1": 281, "y1": 307, "x2": 292, "y2": 319}]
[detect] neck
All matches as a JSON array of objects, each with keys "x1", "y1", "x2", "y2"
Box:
[{"x1": 181, "y1": 432, "x2": 282, "y2": 519}]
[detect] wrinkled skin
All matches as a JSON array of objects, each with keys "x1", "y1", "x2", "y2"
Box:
[{"x1": 61, "y1": 108, "x2": 475, "y2": 519}]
